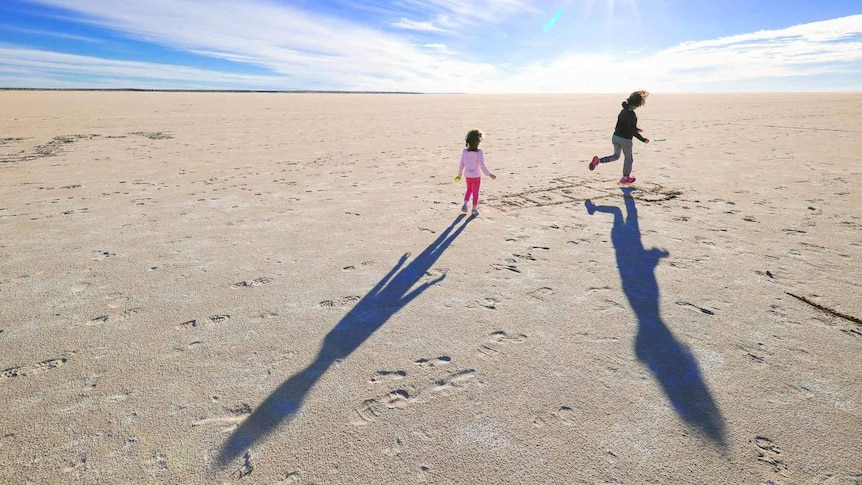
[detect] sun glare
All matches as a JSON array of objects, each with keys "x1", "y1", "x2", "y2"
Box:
[{"x1": 583, "y1": 0, "x2": 641, "y2": 26}]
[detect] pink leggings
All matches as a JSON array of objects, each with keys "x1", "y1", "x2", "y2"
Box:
[{"x1": 463, "y1": 177, "x2": 481, "y2": 205}]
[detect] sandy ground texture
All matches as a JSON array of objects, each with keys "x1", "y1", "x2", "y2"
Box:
[{"x1": 0, "y1": 91, "x2": 860, "y2": 484}]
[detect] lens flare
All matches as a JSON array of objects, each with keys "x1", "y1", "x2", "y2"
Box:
[{"x1": 543, "y1": 9, "x2": 564, "y2": 33}]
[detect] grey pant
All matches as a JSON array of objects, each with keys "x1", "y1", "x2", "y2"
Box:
[{"x1": 600, "y1": 135, "x2": 634, "y2": 176}]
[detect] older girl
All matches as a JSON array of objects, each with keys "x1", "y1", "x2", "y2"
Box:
[{"x1": 590, "y1": 90, "x2": 651, "y2": 184}]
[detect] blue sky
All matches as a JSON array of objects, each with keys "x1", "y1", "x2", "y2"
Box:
[{"x1": 1, "y1": 0, "x2": 860, "y2": 92}]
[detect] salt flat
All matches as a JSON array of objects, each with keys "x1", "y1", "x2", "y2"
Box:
[{"x1": 1, "y1": 91, "x2": 860, "y2": 484}]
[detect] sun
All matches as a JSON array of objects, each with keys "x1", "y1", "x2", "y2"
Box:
[{"x1": 583, "y1": 0, "x2": 642, "y2": 24}]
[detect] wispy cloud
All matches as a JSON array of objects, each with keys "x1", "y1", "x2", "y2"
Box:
[
  {"x1": 489, "y1": 14, "x2": 862, "y2": 92},
  {"x1": 0, "y1": 46, "x2": 286, "y2": 89},
  {"x1": 1, "y1": 24, "x2": 103, "y2": 43},
  {"x1": 391, "y1": 0, "x2": 538, "y2": 30},
  {"x1": 2, "y1": 1, "x2": 861, "y2": 92},
  {"x1": 16, "y1": 0, "x2": 497, "y2": 91},
  {"x1": 422, "y1": 43, "x2": 457, "y2": 55},
  {"x1": 392, "y1": 18, "x2": 450, "y2": 33}
]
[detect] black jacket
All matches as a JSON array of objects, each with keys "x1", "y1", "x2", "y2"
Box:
[{"x1": 614, "y1": 107, "x2": 646, "y2": 142}]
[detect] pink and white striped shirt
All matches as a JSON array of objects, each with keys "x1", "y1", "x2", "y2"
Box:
[{"x1": 458, "y1": 149, "x2": 491, "y2": 178}]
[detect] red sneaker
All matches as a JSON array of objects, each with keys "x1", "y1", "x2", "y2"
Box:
[
  {"x1": 619, "y1": 176, "x2": 636, "y2": 184},
  {"x1": 589, "y1": 156, "x2": 600, "y2": 171}
]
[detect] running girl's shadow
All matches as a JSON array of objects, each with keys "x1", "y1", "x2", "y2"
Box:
[
  {"x1": 218, "y1": 214, "x2": 473, "y2": 465},
  {"x1": 585, "y1": 188, "x2": 726, "y2": 447}
]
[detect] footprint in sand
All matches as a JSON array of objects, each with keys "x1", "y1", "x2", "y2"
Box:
[
  {"x1": 351, "y1": 385, "x2": 419, "y2": 426},
  {"x1": 250, "y1": 311, "x2": 279, "y2": 322},
  {"x1": 431, "y1": 369, "x2": 476, "y2": 394},
  {"x1": 176, "y1": 314, "x2": 230, "y2": 329},
  {"x1": 1, "y1": 357, "x2": 68, "y2": 379},
  {"x1": 105, "y1": 294, "x2": 130, "y2": 309},
  {"x1": 70, "y1": 282, "x2": 90, "y2": 295},
  {"x1": 369, "y1": 370, "x2": 408, "y2": 383},
  {"x1": 491, "y1": 263, "x2": 521, "y2": 274},
  {"x1": 528, "y1": 287, "x2": 555, "y2": 300},
  {"x1": 533, "y1": 406, "x2": 583, "y2": 428},
  {"x1": 232, "y1": 277, "x2": 273, "y2": 288},
  {"x1": 384, "y1": 389, "x2": 414, "y2": 409},
  {"x1": 755, "y1": 436, "x2": 788, "y2": 474},
  {"x1": 467, "y1": 297, "x2": 500, "y2": 310},
  {"x1": 117, "y1": 308, "x2": 142, "y2": 321},
  {"x1": 76, "y1": 315, "x2": 109, "y2": 327},
  {"x1": 414, "y1": 356, "x2": 452, "y2": 368},
  {"x1": 477, "y1": 330, "x2": 527, "y2": 358},
  {"x1": 318, "y1": 296, "x2": 362, "y2": 308},
  {"x1": 587, "y1": 286, "x2": 612, "y2": 293},
  {"x1": 509, "y1": 252, "x2": 537, "y2": 262},
  {"x1": 90, "y1": 250, "x2": 116, "y2": 261},
  {"x1": 234, "y1": 452, "x2": 253, "y2": 479},
  {"x1": 553, "y1": 406, "x2": 582, "y2": 426},
  {"x1": 352, "y1": 398, "x2": 384, "y2": 426},
  {"x1": 282, "y1": 470, "x2": 302, "y2": 482},
  {"x1": 1, "y1": 366, "x2": 23, "y2": 379},
  {"x1": 32, "y1": 358, "x2": 67, "y2": 374}
]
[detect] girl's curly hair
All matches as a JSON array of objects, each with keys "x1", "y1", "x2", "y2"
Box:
[
  {"x1": 465, "y1": 129, "x2": 483, "y2": 150},
  {"x1": 623, "y1": 90, "x2": 649, "y2": 109}
]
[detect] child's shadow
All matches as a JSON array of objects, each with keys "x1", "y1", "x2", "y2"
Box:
[
  {"x1": 218, "y1": 214, "x2": 473, "y2": 465},
  {"x1": 586, "y1": 189, "x2": 726, "y2": 447}
]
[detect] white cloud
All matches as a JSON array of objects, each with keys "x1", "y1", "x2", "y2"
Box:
[
  {"x1": 392, "y1": 18, "x2": 449, "y2": 33},
  {"x1": 392, "y1": 0, "x2": 538, "y2": 28},
  {"x1": 487, "y1": 14, "x2": 862, "y2": 92},
  {"x1": 2, "y1": 25, "x2": 103, "y2": 43},
  {"x1": 674, "y1": 14, "x2": 862, "y2": 49},
  {"x1": 17, "y1": 0, "x2": 497, "y2": 92},
  {"x1": 2, "y1": 2, "x2": 861, "y2": 92},
  {"x1": 0, "y1": 46, "x2": 287, "y2": 89},
  {"x1": 422, "y1": 43, "x2": 457, "y2": 55}
]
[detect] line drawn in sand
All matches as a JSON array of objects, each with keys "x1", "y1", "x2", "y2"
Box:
[{"x1": 484, "y1": 176, "x2": 681, "y2": 211}]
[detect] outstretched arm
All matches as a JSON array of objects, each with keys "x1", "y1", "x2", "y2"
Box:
[
  {"x1": 400, "y1": 274, "x2": 446, "y2": 307},
  {"x1": 647, "y1": 247, "x2": 670, "y2": 262},
  {"x1": 585, "y1": 199, "x2": 621, "y2": 217}
]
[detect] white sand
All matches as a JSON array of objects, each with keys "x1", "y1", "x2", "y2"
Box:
[{"x1": 1, "y1": 92, "x2": 860, "y2": 484}]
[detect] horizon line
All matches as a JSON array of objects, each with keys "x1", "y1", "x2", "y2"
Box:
[{"x1": 1, "y1": 88, "x2": 860, "y2": 95}]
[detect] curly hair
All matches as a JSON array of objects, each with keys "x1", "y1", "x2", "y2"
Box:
[
  {"x1": 623, "y1": 90, "x2": 649, "y2": 109},
  {"x1": 465, "y1": 129, "x2": 483, "y2": 150}
]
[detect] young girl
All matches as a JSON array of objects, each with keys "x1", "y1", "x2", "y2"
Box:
[
  {"x1": 455, "y1": 129, "x2": 496, "y2": 216},
  {"x1": 589, "y1": 90, "x2": 650, "y2": 184}
]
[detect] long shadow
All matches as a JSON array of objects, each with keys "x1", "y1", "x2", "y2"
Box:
[
  {"x1": 585, "y1": 188, "x2": 726, "y2": 447},
  {"x1": 218, "y1": 214, "x2": 473, "y2": 464}
]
